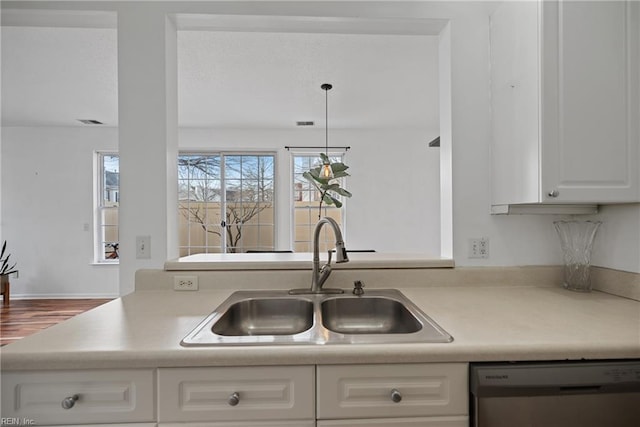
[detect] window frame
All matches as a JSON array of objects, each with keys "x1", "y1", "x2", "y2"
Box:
[
  {"x1": 290, "y1": 150, "x2": 348, "y2": 253},
  {"x1": 178, "y1": 151, "x2": 277, "y2": 256},
  {"x1": 94, "y1": 152, "x2": 119, "y2": 264}
]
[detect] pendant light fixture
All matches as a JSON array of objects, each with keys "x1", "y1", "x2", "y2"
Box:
[{"x1": 320, "y1": 83, "x2": 334, "y2": 179}]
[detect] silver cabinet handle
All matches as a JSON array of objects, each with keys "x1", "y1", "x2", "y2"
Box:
[
  {"x1": 548, "y1": 190, "x2": 559, "y2": 198},
  {"x1": 390, "y1": 388, "x2": 402, "y2": 403},
  {"x1": 61, "y1": 394, "x2": 79, "y2": 409},
  {"x1": 227, "y1": 392, "x2": 240, "y2": 406}
]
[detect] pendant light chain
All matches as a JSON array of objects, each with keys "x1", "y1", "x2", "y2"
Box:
[{"x1": 325, "y1": 84, "x2": 329, "y2": 156}]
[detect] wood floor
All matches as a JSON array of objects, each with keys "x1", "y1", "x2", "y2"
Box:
[{"x1": 0, "y1": 299, "x2": 112, "y2": 346}]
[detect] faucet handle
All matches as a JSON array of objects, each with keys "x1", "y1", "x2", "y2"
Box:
[
  {"x1": 335, "y1": 244, "x2": 349, "y2": 263},
  {"x1": 326, "y1": 250, "x2": 333, "y2": 265}
]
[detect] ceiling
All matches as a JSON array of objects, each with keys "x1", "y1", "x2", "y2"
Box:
[{"x1": 1, "y1": 17, "x2": 439, "y2": 130}]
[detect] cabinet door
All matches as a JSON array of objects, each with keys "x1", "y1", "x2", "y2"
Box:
[
  {"x1": 541, "y1": 0, "x2": 639, "y2": 203},
  {"x1": 317, "y1": 416, "x2": 468, "y2": 426},
  {"x1": 158, "y1": 366, "x2": 314, "y2": 423},
  {"x1": 1, "y1": 369, "x2": 155, "y2": 426},
  {"x1": 316, "y1": 363, "x2": 467, "y2": 420}
]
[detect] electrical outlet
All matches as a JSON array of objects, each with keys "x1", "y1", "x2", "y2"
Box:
[
  {"x1": 174, "y1": 275, "x2": 199, "y2": 291},
  {"x1": 469, "y1": 237, "x2": 489, "y2": 259}
]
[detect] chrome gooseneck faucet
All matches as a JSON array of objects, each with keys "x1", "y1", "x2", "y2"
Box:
[
  {"x1": 311, "y1": 217, "x2": 349, "y2": 293},
  {"x1": 289, "y1": 216, "x2": 349, "y2": 295}
]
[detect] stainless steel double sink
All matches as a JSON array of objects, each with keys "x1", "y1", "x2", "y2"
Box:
[{"x1": 181, "y1": 289, "x2": 453, "y2": 346}]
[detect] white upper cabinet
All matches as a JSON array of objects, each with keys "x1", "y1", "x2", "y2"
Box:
[{"x1": 490, "y1": 0, "x2": 639, "y2": 212}]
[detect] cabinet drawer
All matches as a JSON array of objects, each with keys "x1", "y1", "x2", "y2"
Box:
[
  {"x1": 39, "y1": 425, "x2": 157, "y2": 427},
  {"x1": 158, "y1": 365, "x2": 314, "y2": 422},
  {"x1": 1, "y1": 369, "x2": 155, "y2": 426},
  {"x1": 160, "y1": 422, "x2": 315, "y2": 427},
  {"x1": 317, "y1": 363, "x2": 467, "y2": 419},
  {"x1": 318, "y1": 416, "x2": 469, "y2": 426}
]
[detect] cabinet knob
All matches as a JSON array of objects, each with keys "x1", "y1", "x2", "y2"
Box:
[
  {"x1": 390, "y1": 388, "x2": 402, "y2": 403},
  {"x1": 548, "y1": 190, "x2": 559, "y2": 198},
  {"x1": 61, "y1": 394, "x2": 79, "y2": 409},
  {"x1": 227, "y1": 392, "x2": 240, "y2": 406}
]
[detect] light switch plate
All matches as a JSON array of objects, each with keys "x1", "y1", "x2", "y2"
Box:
[{"x1": 136, "y1": 235, "x2": 151, "y2": 259}]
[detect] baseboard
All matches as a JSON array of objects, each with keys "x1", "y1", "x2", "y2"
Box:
[{"x1": 7, "y1": 293, "x2": 119, "y2": 300}]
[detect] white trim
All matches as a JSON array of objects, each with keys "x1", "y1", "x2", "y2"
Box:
[
  {"x1": 90, "y1": 261, "x2": 119, "y2": 266},
  {"x1": 94, "y1": 151, "x2": 120, "y2": 263},
  {"x1": 175, "y1": 14, "x2": 448, "y2": 35},
  {"x1": 491, "y1": 204, "x2": 599, "y2": 215}
]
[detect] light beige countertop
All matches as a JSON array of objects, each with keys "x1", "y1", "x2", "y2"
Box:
[{"x1": 2, "y1": 274, "x2": 639, "y2": 370}]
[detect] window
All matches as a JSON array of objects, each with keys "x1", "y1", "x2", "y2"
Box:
[
  {"x1": 178, "y1": 153, "x2": 275, "y2": 256},
  {"x1": 96, "y1": 153, "x2": 119, "y2": 262},
  {"x1": 292, "y1": 153, "x2": 346, "y2": 252}
]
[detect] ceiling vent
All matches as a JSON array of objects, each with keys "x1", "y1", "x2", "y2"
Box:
[
  {"x1": 78, "y1": 119, "x2": 104, "y2": 125},
  {"x1": 296, "y1": 121, "x2": 314, "y2": 127}
]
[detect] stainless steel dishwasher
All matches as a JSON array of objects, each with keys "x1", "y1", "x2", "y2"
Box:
[{"x1": 470, "y1": 360, "x2": 640, "y2": 427}]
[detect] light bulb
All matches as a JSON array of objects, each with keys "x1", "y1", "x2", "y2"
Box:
[{"x1": 321, "y1": 162, "x2": 334, "y2": 179}]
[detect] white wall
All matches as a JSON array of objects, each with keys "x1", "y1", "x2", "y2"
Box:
[
  {"x1": 590, "y1": 205, "x2": 640, "y2": 273},
  {"x1": 343, "y1": 129, "x2": 440, "y2": 254},
  {"x1": 1, "y1": 127, "x2": 119, "y2": 297}
]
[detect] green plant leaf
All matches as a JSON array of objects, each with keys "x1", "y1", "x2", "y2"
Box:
[
  {"x1": 324, "y1": 183, "x2": 341, "y2": 191},
  {"x1": 305, "y1": 169, "x2": 330, "y2": 185},
  {"x1": 334, "y1": 188, "x2": 353, "y2": 197},
  {"x1": 0, "y1": 240, "x2": 6, "y2": 260},
  {"x1": 303, "y1": 154, "x2": 352, "y2": 215},
  {"x1": 0, "y1": 253, "x2": 16, "y2": 275},
  {"x1": 331, "y1": 170, "x2": 350, "y2": 179},
  {"x1": 302, "y1": 171, "x2": 325, "y2": 188},
  {"x1": 330, "y1": 162, "x2": 349, "y2": 173},
  {"x1": 302, "y1": 171, "x2": 315, "y2": 182},
  {"x1": 322, "y1": 194, "x2": 335, "y2": 206}
]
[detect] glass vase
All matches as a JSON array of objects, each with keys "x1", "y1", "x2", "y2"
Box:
[{"x1": 553, "y1": 220, "x2": 601, "y2": 292}]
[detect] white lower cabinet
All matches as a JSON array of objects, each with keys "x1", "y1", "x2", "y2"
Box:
[
  {"x1": 317, "y1": 363, "x2": 468, "y2": 426},
  {"x1": 1, "y1": 369, "x2": 155, "y2": 426},
  {"x1": 156, "y1": 363, "x2": 467, "y2": 426},
  {"x1": 2, "y1": 363, "x2": 467, "y2": 427},
  {"x1": 157, "y1": 365, "x2": 315, "y2": 424}
]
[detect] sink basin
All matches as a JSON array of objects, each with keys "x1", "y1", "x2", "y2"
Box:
[
  {"x1": 181, "y1": 289, "x2": 453, "y2": 346},
  {"x1": 321, "y1": 296, "x2": 422, "y2": 334},
  {"x1": 212, "y1": 298, "x2": 313, "y2": 336}
]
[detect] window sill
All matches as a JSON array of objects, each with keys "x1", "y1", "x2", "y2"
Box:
[
  {"x1": 165, "y1": 252, "x2": 454, "y2": 271},
  {"x1": 91, "y1": 261, "x2": 119, "y2": 266}
]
